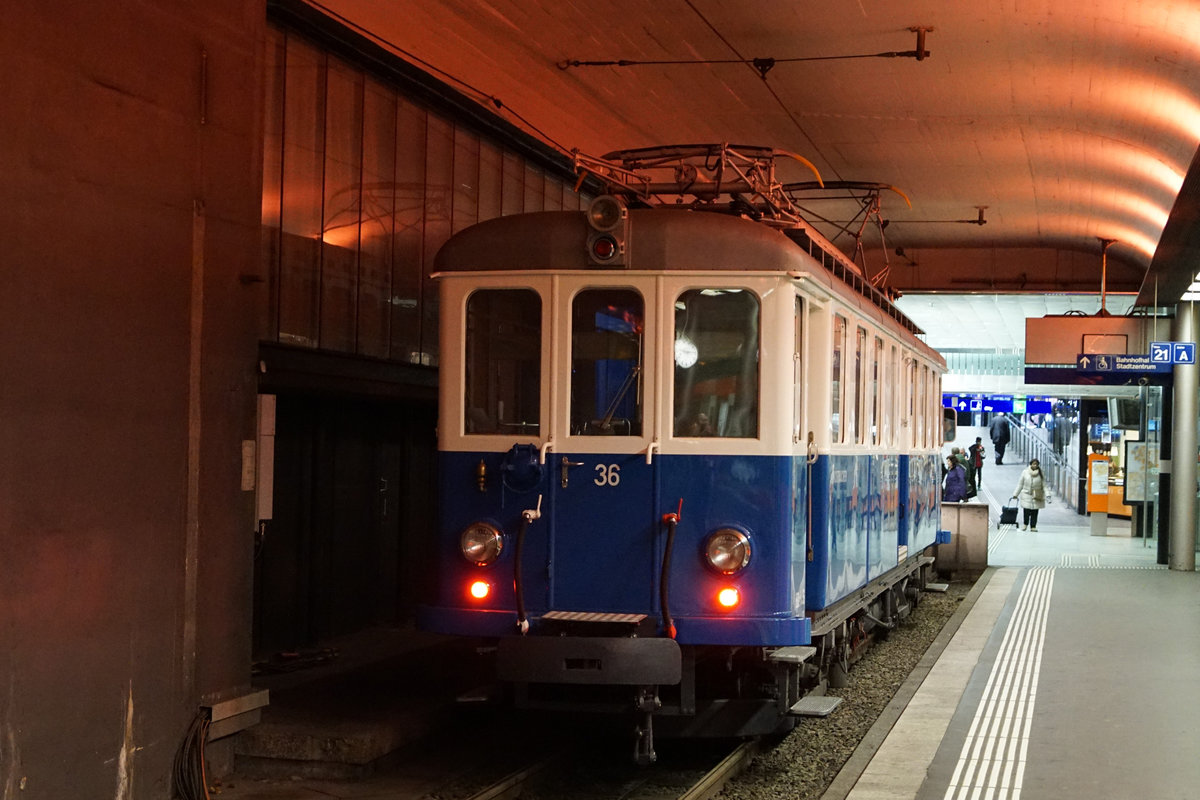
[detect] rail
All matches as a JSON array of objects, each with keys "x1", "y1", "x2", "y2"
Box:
[{"x1": 1003, "y1": 415, "x2": 1079, "y2": 512}]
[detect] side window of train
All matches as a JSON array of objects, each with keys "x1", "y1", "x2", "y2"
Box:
[
  {"x1": 571, "y1": 288, "x2": 644, "y2": 436},
  {"x1": 884, "y1": 344, "x2": 897, "y2": 447},
  {"x1": 853, "y1": 326, "x2": 866, "y2": 444},
  {"x1": 831, "y1": 314, "x2": 845, "y2": 442},
  {"x1": 871, "y1": 336, "x2": 883, "y2": 446},
  {"x1": 464, "y1": 289, "x2": 541, "y2": 435},
  {"x1": 907, "y1": 360, "x2": 917, "y2": 448},
  {"x1": 673, "y1": 288, "x2": 759, "y2": 438},
  {"x1": 921, "y1": 365, "x2": 931, "y2": 448}
]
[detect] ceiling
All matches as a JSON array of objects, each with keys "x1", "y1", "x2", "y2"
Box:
[
  {"x1": 310, "y1": 0, "x2": 1200, "y2": 301},
  {"x1": 895, "y1": 292, "x2": 1138, "y2": 352}
]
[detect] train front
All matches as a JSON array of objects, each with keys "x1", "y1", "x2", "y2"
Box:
[{"x1": 418, "y1": 200, "x2": 814, "y2": 761}]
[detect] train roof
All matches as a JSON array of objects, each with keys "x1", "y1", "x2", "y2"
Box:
[{"x1": 434, "y1": 207, "x2": 940, "y2": 350}]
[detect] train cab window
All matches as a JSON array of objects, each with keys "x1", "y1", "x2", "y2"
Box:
[
  {"x1": 673, "y1": 288, "x2": 759, "y2": 438},
  {"x1": 464, "y1": 289, "x2": 541, "y2": 435},
  {"x1": 831, "y1": 315, "x2": 845, "y2": 442},
  {"x1": 571, "y1": 289, "x2": 644, "y2": 436}
]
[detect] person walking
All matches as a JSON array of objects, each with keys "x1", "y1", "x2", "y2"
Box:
[
  {"x1": 950, "y1": 447, "x2": 977, "y2": 499},
  {"x1": 989, "y1": 414, "x2": 1010, "y2": 464},
  {"x1": 943, "y1": 455, "x2": 968, "y2": 502},
  {"x1": 968, "y1": 436, "x2": 986, "y2": 486},
  {"x1": 1011, "y1": 458, "x2": 1047, "y2": 530}
]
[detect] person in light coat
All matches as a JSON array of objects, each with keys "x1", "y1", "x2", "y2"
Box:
[{"x1": 1011, "y1": 458, "x2": 1047, "y2": 530}]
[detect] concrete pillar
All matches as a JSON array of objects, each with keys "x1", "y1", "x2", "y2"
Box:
[{"x1": 1169, "y1": 302, "x2": 1197, "y2": 570}]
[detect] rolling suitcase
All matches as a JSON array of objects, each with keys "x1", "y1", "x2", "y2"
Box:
[{"x1": 998, "y1": 503, "x2": 1019, "y2": 530}]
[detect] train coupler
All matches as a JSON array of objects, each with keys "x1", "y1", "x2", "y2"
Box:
[{"x1": 633, "y1": 686, "x2": 660, "y2": 765}]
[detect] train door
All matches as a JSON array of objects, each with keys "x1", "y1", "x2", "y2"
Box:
[{"x1": 549, "y1": 281, "x2": 658, "y2": 611}]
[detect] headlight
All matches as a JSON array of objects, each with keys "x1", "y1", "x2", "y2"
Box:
[
  {"x1": 704, "y1": 528, "x2": 751, "y2": 575},
  {"x1": 461, "y1": 522, "x2": 504, "y2": 566}
]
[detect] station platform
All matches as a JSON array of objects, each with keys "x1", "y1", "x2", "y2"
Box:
[{"x1": 832, "y1": 429, "x2": 1200, "y2": 800}]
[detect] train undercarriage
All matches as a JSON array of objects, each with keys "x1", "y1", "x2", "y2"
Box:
[{"x1": 491, "y1": 554, "x2": 936, "y2": 764}]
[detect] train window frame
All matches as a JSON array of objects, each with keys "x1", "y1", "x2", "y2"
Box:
[
  {"x1": 568, "y1": 287, "x2": 646, "y2": 437},
  {"x1": 870, "y1": 335, "x2": 882, "y2": 446},
  {"x1": 671, "y1": 286, "x2": 761, "y2": 440},
  {"x1": 884, "y1": 344, "x2": 897, "y2": 448},
  {"x1": 920, "y1": 364, "x2": 931, "y2": 449},
  {"x1": 853, "y1": 326, "x2": 866, "y2": 445},
  {"x1": 906, "y1": 359, "x2": 917, "y2": 449},
  {"x1": 793, "y1": 295, "x2": 804, "y2": 445},
  {"x1": 462, "y1": 287, "x2": 543, "y2": 437},
  {"x1": 831, "y1": 314, "x2": 846, "y2": 443}
]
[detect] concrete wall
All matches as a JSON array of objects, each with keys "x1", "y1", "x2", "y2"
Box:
[{"x1": 0, "y1": 2, "x2": 265, "y2": 796}]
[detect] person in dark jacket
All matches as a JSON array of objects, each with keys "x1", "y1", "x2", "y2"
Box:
[
  {"x1": 989, "y1": 415, "x2": 1011, "y2": 464},
  {"x1": 968, "y1": 437, "x2": 987, "y2": 486},
  {"x1": 943, "y1": 456, "x2": 968, "y2": 502},
  {"x1": 950, "y1": 447, "x2": 977, "y2": 499}
]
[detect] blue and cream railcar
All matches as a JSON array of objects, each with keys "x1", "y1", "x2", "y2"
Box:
[{"x1": 419, "y1": 195, "x2": 947, "y2": 761}]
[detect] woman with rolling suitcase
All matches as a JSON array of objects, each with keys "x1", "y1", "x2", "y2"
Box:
[{"x1": 1011, "y1": 458, "x2": 1047, "y2": 531}]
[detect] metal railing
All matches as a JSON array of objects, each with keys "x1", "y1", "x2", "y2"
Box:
[{"x1": 1004, "y1": 415, "x2": 1079, "y2": 511}]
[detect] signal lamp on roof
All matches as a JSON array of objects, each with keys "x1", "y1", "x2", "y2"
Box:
[{"x1": 587, "y1": 195, "x2": 627, "y2": 231}]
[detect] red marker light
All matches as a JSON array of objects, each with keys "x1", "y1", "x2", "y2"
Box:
[
  {"x1": 717, "y1": 587, "x2": 740, "y2": 608},
  {"x1": 592, "y1": 236, "x2": 616, "y2": 260},
  {"x1": 469, "y1": 581, "x2": 490, "y2": 600}
]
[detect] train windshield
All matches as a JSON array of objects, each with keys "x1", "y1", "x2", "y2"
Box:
[
  {"x1": 463, "y1": 289, "x2": 541, "y2": 435},
  {"x1": 673, "y1": 288, "x2": 759, "y2": 438},
  {"x1": 570, "y1": 289, "x2": 644, "y2": 436}
]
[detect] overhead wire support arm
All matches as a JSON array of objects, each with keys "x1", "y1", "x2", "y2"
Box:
[{"x1": 557, "y1": 27, "x2": 933, "y2": 71}]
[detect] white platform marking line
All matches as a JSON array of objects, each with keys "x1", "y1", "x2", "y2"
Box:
[{"x1": 944, "y1": 567, "x2": 1055, "y2": 800}]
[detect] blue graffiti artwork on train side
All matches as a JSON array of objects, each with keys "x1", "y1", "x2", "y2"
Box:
[{"x1": 417, "y1": 145, "x2": 954, "y2": 763}]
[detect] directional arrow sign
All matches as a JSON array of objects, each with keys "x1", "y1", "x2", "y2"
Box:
[
  {"x1": 1078, "y1": 355, "x2": 1092, "y2": 369},
  {"x1": 1174, "y1": 342, "x2": 1196, "y2": 364},
  {"x1": 1150, "y1": 342, "x2": 1172, "y2": 363},
  {"x1": 957, "y1": 400, "x2": 968, "y2": 411}
]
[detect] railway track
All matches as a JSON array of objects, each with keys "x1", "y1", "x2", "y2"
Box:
[{"x1": 462, "y1": 737, "x2": 761, "y2": 800}]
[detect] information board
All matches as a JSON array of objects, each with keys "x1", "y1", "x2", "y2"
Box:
[{"x1": 1123, "y1": 441, "x2": 1158, "y2": 504}]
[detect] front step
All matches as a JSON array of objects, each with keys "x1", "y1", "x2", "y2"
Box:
[
  {"x1": 767, "y1": 645, "x2": 817, "y2": 664},
  {"x1": 789, "y1": 695, "x2": 843, "y2": 717}
]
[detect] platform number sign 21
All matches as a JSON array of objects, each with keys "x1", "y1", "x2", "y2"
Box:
[{"x1": 1151, "y1": 342, "x2": 1196, "y2": 364}]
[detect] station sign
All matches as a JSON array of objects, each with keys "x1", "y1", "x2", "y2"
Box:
[
  {"x1": 983, "y1": 395, "x2": 1013, "y2": 412},
  {"x1": 942, "y1": 393, "x2": 1018, "y2": 413},
  {"x1": 1025, "y1": 397, "x2": 1053, "y2": 414},
  {"x1": 1076, "y1": 353, "x2": 1172, "y2": 374},
  {"x1": 1150, "y1": 341, "x2": 1196, "y2": 365}
]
